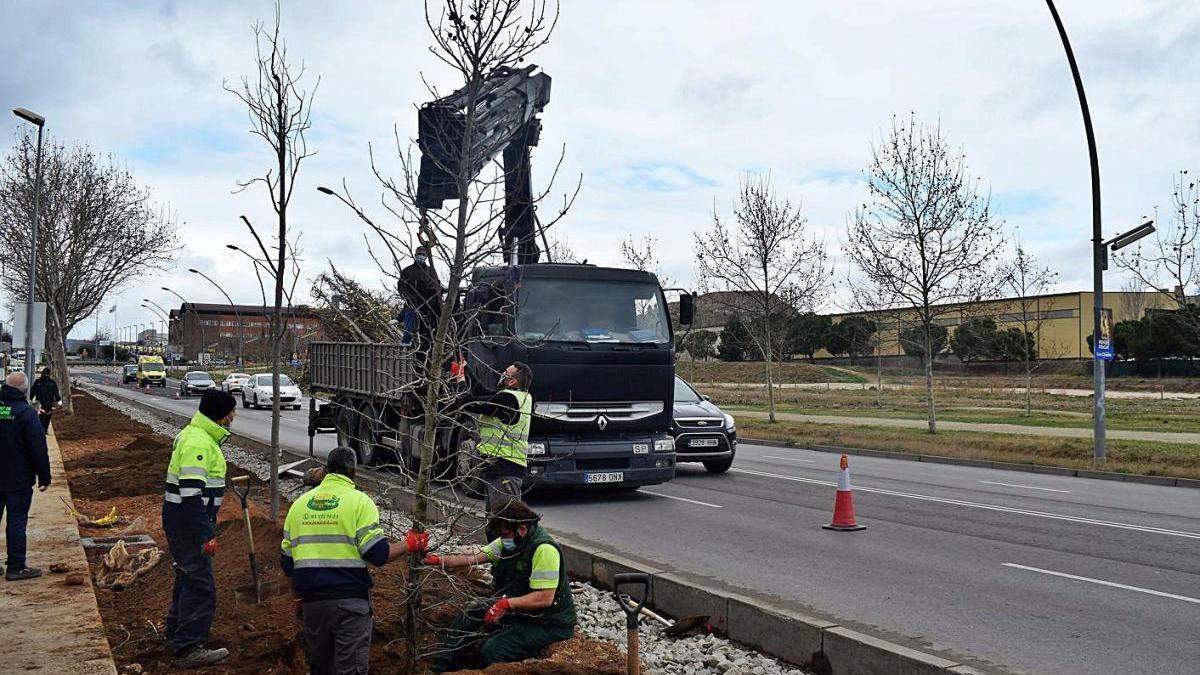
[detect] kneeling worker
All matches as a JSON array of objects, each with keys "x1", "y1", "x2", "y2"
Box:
[
  {"x1": 426, "y1": 500, "x2": 576, "y2": 672},
  {"x1": 281, "y1": 447, "x2": 429, "y2": 675}
]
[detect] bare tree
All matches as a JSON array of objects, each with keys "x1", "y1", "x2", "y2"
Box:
[
  {"x1": 0, "y1": 133, "x2": 178, "y2": 412},
  {"x1": 844, "y1": 115, "x2": 1005, "y2": 433},
  {"x1": 225, "y1": 0, "x2": 317, "y2": 520},
  {"x1": 1115, "y1": 170, "x2": 1199, "y2": 332},
  {"x1": 1002, "y1": 241, "x2": 1058, "y2": 416},
  {"x1": 1117, "y1": 277, "x2": 1148, "y2": 320},
  {"x1": 696, "y1": 174, "x2": 828, "y2": 422},
  {"x1": 544, "y1": 232, "x2": 579, "y2": 263},
  {"x1": 620, "y1": 233, "x2": 671, "y2": 287}
]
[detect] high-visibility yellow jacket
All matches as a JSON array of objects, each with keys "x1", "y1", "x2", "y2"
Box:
[
  {"x1": 280, "y1": 472, "x2": 389, "y2": 600},
  {"x1": 162, "y1": 412, "x2": 229, "y2": 541},
  {"x1": 477, "y1": 388, "x2": 532, "y2": 467}
]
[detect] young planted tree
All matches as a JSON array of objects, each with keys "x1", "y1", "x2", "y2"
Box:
[
  {"x1": 1003, "y1": 242, "x2": 1059, "y2": 415},
  {"x1": 696, "y1": 174, "x2": 828, "y2": 423},
  {"x1": 620, "y1": 233, "x2": 671, "y2": 287},
  {"x1": 225, "y1": 0, "x2": 317, "y2": 519},
  {"x1": 0, "y1": 134, "x2": 178, "y2": 412},
  {"x1": 844, "y1": 115, "x2": 1004, "y2": 433}
]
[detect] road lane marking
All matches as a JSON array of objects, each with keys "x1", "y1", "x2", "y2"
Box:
[
  {"x1": 641, "y1": 490, "x2": 722, "y2": 508},
  {"x1": 979, "y1": 480, "x2": 1071, "y2": 493},
  {"x1": 1002, "y1": 563, "x2": 1200, "y2": 605},
  {"x1": 762, "y1": 455, "x2": 816, "y2": 463},
  {"x1": 730, "y1": 467, "x2": 1200, "y2": 540}
]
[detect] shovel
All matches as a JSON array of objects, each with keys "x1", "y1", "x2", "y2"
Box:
[
  {"x1": 229, "y1": 476, "x2": 263, "y2": 603},
  {"x1": 613, "y1": 573, "x2": 650, "y2": 675}
]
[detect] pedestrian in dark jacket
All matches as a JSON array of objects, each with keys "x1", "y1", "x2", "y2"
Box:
[
  {"x1": 30, "y1": 368, "x2": 61, "y2": 433},
  {"x1": 0, "y1": 372, "x2": 51, "y2": 581}
]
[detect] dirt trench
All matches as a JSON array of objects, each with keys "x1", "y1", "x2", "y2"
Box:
[{"x1": 58, "y1": 391, "x2": 626, "y2": 674}]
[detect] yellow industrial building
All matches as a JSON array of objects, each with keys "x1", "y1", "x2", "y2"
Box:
[{"x1": 819, "y1": 291, "x2": 1180, "y2": 361}]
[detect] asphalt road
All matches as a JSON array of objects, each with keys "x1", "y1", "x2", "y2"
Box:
[{"x1": 76, "y1": 370, "x2": 1200, "y2": 675}]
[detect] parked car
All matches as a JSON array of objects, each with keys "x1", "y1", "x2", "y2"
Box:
[
  {"x1": 242, "y1": 372, "x2": 303, "y2": 410},
  {"x1": 221, "y1": 373, "x2": 252, "y2": 393},
  {"x1": 670, "y1": 376, "x2": 736, "y2": 473},
  {"x1": 180, "y1": 371, "x2": 217, "y2": 397},
  {"x1": 122, "y1": 364, "x2": 139, "y2": 384}
]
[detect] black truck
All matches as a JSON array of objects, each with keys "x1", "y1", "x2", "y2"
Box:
[{"x1": 308, "y1": 262, "x2": 691, "y2": 492}]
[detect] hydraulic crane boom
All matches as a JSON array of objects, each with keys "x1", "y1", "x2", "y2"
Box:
[{"x1": 416, "y1": 65, "x2": 552, "y2": 264}]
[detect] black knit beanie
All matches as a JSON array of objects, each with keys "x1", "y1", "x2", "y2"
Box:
[{"x1": 199, "y1": 390, "x2": 237, "y2": 421}]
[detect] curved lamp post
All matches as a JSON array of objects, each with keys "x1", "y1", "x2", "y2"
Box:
[{"x1": 189, "y1": 268, "x2": 245, "y2": 367}]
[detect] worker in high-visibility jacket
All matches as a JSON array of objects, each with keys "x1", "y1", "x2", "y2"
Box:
[
  {"x1": 162, "y1": 390, "x2": 237, "y2": 669},
  {"x1": 463, "y1": 362, "x2": 533, "y2": 518},
  {"x1": 425, "y1": 499, "x2": 576, "y2": 672},
  {"x1": 281, "y1": 447, "x2": 429, "y2": 675}
]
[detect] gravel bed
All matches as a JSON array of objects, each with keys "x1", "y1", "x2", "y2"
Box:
[{"x1": 81, "y1": 384, "x2": 810, "y2": 675}]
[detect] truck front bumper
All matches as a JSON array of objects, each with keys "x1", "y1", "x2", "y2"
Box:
[{"x1": 525, "y1": 435, "x2": 676, "y2": 488}]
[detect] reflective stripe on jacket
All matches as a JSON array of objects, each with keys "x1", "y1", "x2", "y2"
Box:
[
  {"x1": 477, "y1": 388, "x2": 531, "y2": 467},
  {"x1": 162, "y1": 412, "x2": 229, "y2": 540},
  {"x1": 280, "y1": 472, "x2": 389, "y2": 600}
]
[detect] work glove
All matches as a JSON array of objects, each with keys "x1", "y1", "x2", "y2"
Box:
[
  {"x1": 421, "y1": 554, "x2": 441, "y2": 567},
  {"x1": 405, "y1": 530, "x2": 430, "y2": 554},
  {"x1": 201, "y1": 538, "x2": 219, "y2": 556},
  {"x1": 483, "y1": 597, "x2": 510, "y2": 625}
]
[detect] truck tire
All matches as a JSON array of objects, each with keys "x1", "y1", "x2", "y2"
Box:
[
  {"x1": 357, "y1": 407, "x2": 382, "y2": 468},
  {"x1": 335, "y1": 405, "x2": 360, "y2": 455}
]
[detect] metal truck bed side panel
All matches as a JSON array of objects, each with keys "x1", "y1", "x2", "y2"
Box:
[{"x1": 309, "y1": 342, "x2": 415, "y2": 400}]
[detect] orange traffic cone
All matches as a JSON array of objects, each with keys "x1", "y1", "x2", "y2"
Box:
[{"x1": 823, "y1": 455, "x2": 866, "y2": 531}]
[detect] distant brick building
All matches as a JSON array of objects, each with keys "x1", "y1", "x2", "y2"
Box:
[{"x1": 167, "y1": 303, "x2": 323, "y2": 363}]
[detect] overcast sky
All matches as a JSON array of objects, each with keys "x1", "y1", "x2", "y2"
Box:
[{"x1": 2, "y1": 0, "x2": 1197, "y2": 338}]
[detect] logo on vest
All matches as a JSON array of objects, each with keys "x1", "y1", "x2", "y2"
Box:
[{"x1": 307, "y1": 493, "x2": 340, "y2": 511}]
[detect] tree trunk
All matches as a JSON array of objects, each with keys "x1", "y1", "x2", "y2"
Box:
[
  {"x1": 924, "y1": 324, "x2": 936, "y2": 434},
  {"x1": 1024, "y1": 355, "x2": 1032, "y2": 418},
  {"x1": 46, "y1": 307, "x2": 73, "y2": 414},
  {"x1": 269, "y1": 121, "x2": 286, "y2": 522},
  {"x1": 875, "y1": 344, "x2": 883, "y2": 408}
]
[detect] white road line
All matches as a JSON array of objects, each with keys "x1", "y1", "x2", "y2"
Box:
[
  {"x1": 730, "y1": 467, "x2": 1200, "y2": 540},
  {"x1": 762, "y1": 455, "x2": 816, "y2": 463},
  {"x1": 979, "y1": 480, "x2": 1071, "y2": 493},
  {"x1": 1003, "y1": 563, "x2": 1200, "y2": 605},
  {"x1": 641, "y1": 490, "x2": 722, "y2": 508}
]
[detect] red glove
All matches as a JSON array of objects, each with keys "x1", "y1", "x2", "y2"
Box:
[
  {"x1": 483, "y1": 597, "x2": 510, "y2": 625},
  {"x1": 421, "y1": 554, "x2": 442, "y2": 567},
  {"x1": 405, "y1": 530, "x2": 429, "y2": 554},
  {"x1": 201, "y1": 538, "x2": 218, "y2": 556}
]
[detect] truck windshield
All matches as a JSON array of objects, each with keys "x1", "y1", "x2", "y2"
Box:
[{"x1": 515, "y1": 279, "x2": 670, "y2": 344}]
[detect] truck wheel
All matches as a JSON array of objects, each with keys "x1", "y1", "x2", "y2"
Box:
[
  {"x1": 357, "y1": 410, "x2": 380, "y2": 468},
  {"x1": 703, "y1": 457, "x2": 734, "y2": 474},
  {"x1": 336, "y1": 405, "x2": 360, "y2": 455}
]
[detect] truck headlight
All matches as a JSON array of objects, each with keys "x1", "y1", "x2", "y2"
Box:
[
  {"x1": 654, "y1": 438, "x2": 674, "y2": 453},
  {"x1": 528, "y1": 442, "x2": 547, "y2": 456},
  {"x1": 723, "y1": 413, "x2": 736, "y2": 432}
]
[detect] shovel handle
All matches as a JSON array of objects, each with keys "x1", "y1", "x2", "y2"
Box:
[{"x1": 613, "y1": 572, "x2": 650, "y2": 630}]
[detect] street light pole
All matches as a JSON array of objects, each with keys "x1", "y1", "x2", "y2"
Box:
[
  {"x1": 163, "y1": 286, "x2": 205, "y2": 363},
  {"x1": 189, "y1": 268, "x2": 244, "y2": 367},
  {"x1": 1045, "y1": 0, "x2": 1105, "y2": 464},
  {"x1": 13, "y1": 108, "x2": 44, "y2": 388}
]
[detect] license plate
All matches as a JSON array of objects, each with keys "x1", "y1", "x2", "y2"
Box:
[
  {"x1": 632, "y1": 443, "x2": 649, "y2": 454},
  {"x1": 585, "y1": 472, "x2": 623, "y2": 484},
  {"x1": 690, "y1": 438, "x2": 719, "y2": 447}
]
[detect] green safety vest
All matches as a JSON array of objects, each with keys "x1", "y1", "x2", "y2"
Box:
[
  {"x1": 281, "y1": 473, "x2": 386, "y2": 572},
  {"x1": 477, "y1": 388, "x2": 532, "y2": 467},
  {"x1": 491, "y1": 525, "x2": 576, "y2": 628},
  {"x1": 164, "y1": 412, "x2": 229, "y2": 510}
]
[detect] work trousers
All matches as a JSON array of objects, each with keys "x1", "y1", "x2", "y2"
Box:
[
  {"x1": 165, "y1": 530, "x2": 216, "y2": 655},
  {"x1": 0, "y1": 489, "x2": 34, "y2": 569},
  {"x1": 38, "y1": 412, "x2": 51, "y2": 433},
  {"x1": 432, "y1": 597, "x2": 574, "y2": 671},
  {"x1": 481, "y1": 457, "x2": 525, "y2": 515},
  {"x1": 302, "y1": 597, "x2": 373, "y2": 675}
]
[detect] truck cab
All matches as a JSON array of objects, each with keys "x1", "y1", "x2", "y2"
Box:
[
  {"x1": 462, "y1": 263, "x2": 679, "y2": 489},
  {"x1": 136, "y1": 355, "x2": 167, "y2": 388}
]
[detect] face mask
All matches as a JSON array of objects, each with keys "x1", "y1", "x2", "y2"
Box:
[
  {"x1": 501, "y1": 538, "x2": 516, "y2": 551},
  {"x1": 415, "y1": 255, "x2": 427, "y2": 265}
]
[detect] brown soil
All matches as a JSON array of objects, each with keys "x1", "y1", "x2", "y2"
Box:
[{"x1": 58, "y1": 392, "x2": 625, "y2": 674}]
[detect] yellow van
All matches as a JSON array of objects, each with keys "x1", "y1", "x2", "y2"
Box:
[{"x1": 137, "y1": 355, "x2": 167, "y2": 387}]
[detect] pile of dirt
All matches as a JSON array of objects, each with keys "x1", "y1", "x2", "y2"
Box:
[{"x1": 57, "y1": 391, "x2": 627, "y2": 674}]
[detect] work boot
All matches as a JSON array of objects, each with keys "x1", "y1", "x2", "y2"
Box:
[
  {"x1": 174, "y1": 646, "x2": 229, "y2": 668},
  {"x1": 5, "y1": 567, "x2": 42, "y2": 581}
]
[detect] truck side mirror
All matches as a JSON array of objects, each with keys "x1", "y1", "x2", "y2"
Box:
[{"x1": 678, "y1": 293, "x2": 695, "y2": 326}]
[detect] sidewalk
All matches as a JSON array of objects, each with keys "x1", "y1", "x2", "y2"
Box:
[
  {"x1": 0, "y1": 430, "x2": 117, "y2": 674},
  {"x1": 734, "y1": 409, "x2": 1200, "y2": 445}
]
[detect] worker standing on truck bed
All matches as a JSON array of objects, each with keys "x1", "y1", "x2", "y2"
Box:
[
  {"x1": 163, "y1": 390, "x2": 237, "y2": 668},
  {"x1": 399, "y1": 245, "x2": 443, "y2": 357},
  {"x1": 281, "y1": 446, "x2": 429, "y2": 675},
  {"x1": 462, "y1": 362, "x2": 533, "y2": 520},
  {"x1": 425, "y1": 500, "x2": 576, "y2": 672}
]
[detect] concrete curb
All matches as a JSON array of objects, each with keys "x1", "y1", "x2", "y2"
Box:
[
  {"x1": 86, "y1": 384, "x2": 1002, "y2": 674},
  {"x1": 556, "y1": 533, "x2": 998, "y2": 675},
  {"x1": 743, "y1": 437, "x2": 1200, "y2": 490}
]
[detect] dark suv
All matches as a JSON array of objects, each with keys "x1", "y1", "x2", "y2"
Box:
[
  {"x1": 122, "y1": 364, "x2": 139, "y2": 384},
  {"x1": 670, "y1": 376, "x2": 736, "y2": 473}
]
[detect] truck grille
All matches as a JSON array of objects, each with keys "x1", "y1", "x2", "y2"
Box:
[
  {"x1": 575, "y1": 457, "x2": 631, "y2": 471},
  {"x1": 675, "y1": 417, "x2": 724, "y2": 429},
  {"x1": 535, "y1": 401, "x2": 664, "y2": 425}
]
